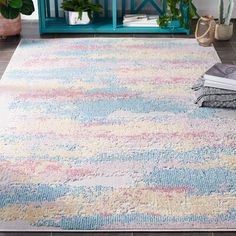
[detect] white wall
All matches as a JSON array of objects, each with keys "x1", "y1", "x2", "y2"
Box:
[
  {"x1": 22, "y1": 0, "x2": 236, "y2": 20},
  {"x1": 192, "y1": 0, "x2": 232, "y2": 18},
  {"x1": 22, "y1": 0, "x2": 38, "y2": 20}
]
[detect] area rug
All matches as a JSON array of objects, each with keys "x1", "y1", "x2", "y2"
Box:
[{"x1": 0, "y1": 38, "x2": 235, "y2": 231}]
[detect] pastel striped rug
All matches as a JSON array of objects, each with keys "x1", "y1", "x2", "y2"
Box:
[{"x1": 0, "y1": 38, "x2": 235, "y2": 231}]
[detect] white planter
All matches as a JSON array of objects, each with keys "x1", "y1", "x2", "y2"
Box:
[
  {"x1": 65, "y1": 11, "x2": 90, "y2": 25},
  {"x1": 215, "y1": 23, "x2": 234, "y2": 41}
]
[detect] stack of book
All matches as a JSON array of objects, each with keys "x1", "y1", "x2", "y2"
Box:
[
  {"x1": 192, "y1": 63, "x2": 236, "y2": 109},
  {"x1": 123, "y1": 14, "x2": 159, "y2": 27}
]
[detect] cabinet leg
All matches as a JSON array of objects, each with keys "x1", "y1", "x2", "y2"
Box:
[{"x1": 112, "y1": 0, "x2": 117, "y2": 30}]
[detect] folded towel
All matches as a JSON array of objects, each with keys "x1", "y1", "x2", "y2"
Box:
[{"x1": 192, "y1": 78, "x2": 236, "y2": 109}]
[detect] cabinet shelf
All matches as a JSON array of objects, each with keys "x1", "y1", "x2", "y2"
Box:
[{"x1": 38, "y1": 0, "x2": 190, "y2": 35}]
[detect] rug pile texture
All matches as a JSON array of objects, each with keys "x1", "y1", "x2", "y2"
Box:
[{"x1": 0, "y1": 38, "x2": 235, "y2": 231}]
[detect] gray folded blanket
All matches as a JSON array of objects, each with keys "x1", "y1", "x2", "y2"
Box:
[{"x1": 192, "y1": 78, "x2": 236, "y2": 109}]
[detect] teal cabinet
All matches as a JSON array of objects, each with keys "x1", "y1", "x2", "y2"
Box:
[{"x1": 38, "y1": 0, "x2": 190, "y2": 34}]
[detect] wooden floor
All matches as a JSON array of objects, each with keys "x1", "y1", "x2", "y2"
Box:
[{"x1": 0, "y1": 21, "x2": 236, "y2": 236}]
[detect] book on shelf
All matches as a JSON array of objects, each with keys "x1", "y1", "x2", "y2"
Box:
[
  {"x1": 202, "y1": 63, "x2": 236, "y2": 91},
  {"x1": 123, "y1": 14, "x2": 159, "y2": 27},
  {"x1": 123, "y1": 14, "x2": 147, "y2": 22}
]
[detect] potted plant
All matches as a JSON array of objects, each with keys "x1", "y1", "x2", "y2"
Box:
[
  {"x1": 61, "y1": 0, "x2": 103, "y2": 25},
  {"x1": 215, "y1": 0, "x2": 234, "y2": 41},
  {"x1": 158, "y1": 0, "x2": 198, "y2": 29},
  {"x1": 0, "y1": 0, "x2": 34, "y2": 38}
]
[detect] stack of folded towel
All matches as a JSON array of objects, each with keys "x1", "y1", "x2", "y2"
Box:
[{"x1": 192, "y1": 63, "x2": 236, "y2": 109}]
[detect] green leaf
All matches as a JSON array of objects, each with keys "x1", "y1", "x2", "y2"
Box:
[
  {"x1": 78, "y1": 10, "x2": 82, "y2": 20},
  {"x1": 87, "y1": 9, "x2": 92, "y2": 20},
  {"x1": 20, "y1": 0, "x2": 34, "y2": 15},
  {"x1": 159, "y1": 0, "x2": 198, "y2": 29},
  {"x1": 0, "y1": 0, "x2": 6, "y2": 5},
  {"x1": 158, "y1": 15, "x2": 170, "y2": 27},
  {"x1": 9, "y1": 0, "x2": 23, "y2": 9},
  {"x1": 0, "y1": 4, "x2": 19, "y2": 18},
  {"x1": 61, "y1": 0, "x2": 103, "y2": 15}
]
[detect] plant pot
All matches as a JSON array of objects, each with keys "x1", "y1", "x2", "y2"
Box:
[
  {"x1": 195, "y1": 16, "x2": 216, "y2": 47},
  {"x1": 0, "y1": 14, "x2": 21, "y2": 38},
  {"x1": 65, "y1": 11, "x2": 90, "y2": 25},
  {"x1": 215, "y1": 23, "x2": 233, "y2": 41}
]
